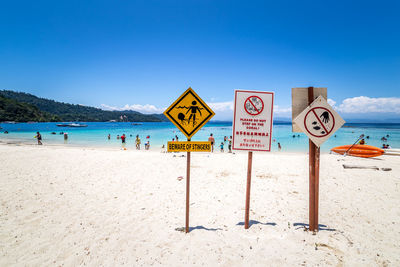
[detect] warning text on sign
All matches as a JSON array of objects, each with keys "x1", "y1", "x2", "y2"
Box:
[
  {"x1": 232, "y1": 90, "x2": 274, "y2": 152},
  {"x1": 167, "y1": 141, "x2": 212, "y2": 152}
]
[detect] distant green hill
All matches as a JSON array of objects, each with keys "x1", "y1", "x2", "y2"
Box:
[
  {"x1": 0, "y1": 90, "x2": 168, "y2": 122},
  {"x1": 0, "y1": 95, "x2": 60, "y2": 122}
]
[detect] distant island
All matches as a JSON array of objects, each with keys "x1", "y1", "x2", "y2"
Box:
[{"x1": 0, "y1": 90, "x2": 168, "y2": 122}]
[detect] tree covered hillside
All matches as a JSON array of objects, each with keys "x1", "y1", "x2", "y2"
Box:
[
  {"x1": 0, "y1": 95, "x2": 59, "y2": 122},
  {"x1": 0, "y1": 90, "x2": 168, "y2": 122}
]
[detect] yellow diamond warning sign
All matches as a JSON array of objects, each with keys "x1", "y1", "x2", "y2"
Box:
[{"x1": 164, "y1": 87, "x2": 215, "y2": 139}]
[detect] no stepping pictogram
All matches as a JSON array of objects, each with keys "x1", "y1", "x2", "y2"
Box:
[{"x1": 244, "y1": 96, "x2": 264, "y2": 116}]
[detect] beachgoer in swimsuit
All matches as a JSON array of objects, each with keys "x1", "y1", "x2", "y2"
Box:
[
  {"x1": 208, "y1": 133, "x2": 215, "y2": 152},
  {"x1": 135, "y1": 135, "x2": 141, "y2": 150},
  {"x1": 36, "y1": 132, "x2": 42, "y2": 145}
]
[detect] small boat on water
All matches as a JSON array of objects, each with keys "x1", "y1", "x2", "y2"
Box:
[
  {"x1": 131, "y1": 123, "x2": 143, "y2": 125},
  {"x1": 331, "y1": 145, "x2": 384, "y2": 158},
  {"x1": 56, "y1": 123, "x2": 88, "y2": 127},
  {"x1": 68, "y1": 123, "x2": 87, "y2": 127}
]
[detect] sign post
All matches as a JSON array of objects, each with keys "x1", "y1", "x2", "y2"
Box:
[
  {"x1": 308, "y1": 87, "x2": 319, "y2": 232},
  {"x1": 245, "y1": 151, "x2": 253, "y2": 229},
  {"x1": 186, "y1": 147, "x2": 190, "y2": 233},
  {"x1": 292, "y1": 87, "x2": 345, "y2": 232},
  {"x1": 163, "y1": 87, "x2": 215, "y2": 233},
  {"x1": 232, "y1": 90, "x2": 274, "y2": 229}
]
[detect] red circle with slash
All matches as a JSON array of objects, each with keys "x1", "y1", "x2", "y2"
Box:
[
  {"x1": 244, "y1": 96, "x2": 264, "y2": 116},
  {"x1": 304, "y1": 107, "x2": 335, "y2": 137}
]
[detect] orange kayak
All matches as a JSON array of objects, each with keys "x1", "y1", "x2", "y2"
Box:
[{"x1": 330, "y1": 145, "x2": 384, "y2": 158}]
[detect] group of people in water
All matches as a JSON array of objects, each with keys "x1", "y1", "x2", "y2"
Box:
[
  {"x1": 25, "y1": 131, "x2": 394, "y2": 151},
  {"x1": 208, "y1": 134, "x2": 233, "y2": 153},
  {"x1": 357, "y1": 134, "x2": 391, "y2": 149},
  {"x1": 108, "y1": 133, "x2": 151, "y2": 150}
]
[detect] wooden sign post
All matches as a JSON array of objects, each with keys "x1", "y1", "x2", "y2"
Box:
[
  {"x1": 163, "y1": 87, "x2": 215, "y2": 233},
  {"x1": 232, "y1": 90, "x2": 274, "y2": 229},
  {"x1": 292, "y1": 87, "x2": 345, "y2": 232},
  {"x1": 244, "y1": 151, "x2": 253, "y2": 229},
  {"x1": 308, "y1": 87, "x2": 320, "y2": 232},
  {"x1": 186, "y1": 142, "x2": 191, "y2": 233}
]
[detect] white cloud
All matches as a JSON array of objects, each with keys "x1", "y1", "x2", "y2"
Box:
[
  {"x1": 327, "y1": 98, "x2": 336, "y2": 107},
  {"x1": 101, "y1": 96, "x2": 400, "y2": 120},
  {"x1": 101, "y1": 101, "x2": 293, "y2": 119},
  {"x1": 274, "y1": 105, "x2": 291, "y2": 116},
  {"x1": 208, "y1": 101, "x2": 234, "y2": 112},
  {"x1": 100, "y1": 104, "x2": 165, "y2": 114},
  {"x1": 330, "y1": 96, "x2": 400, "y2": 114}
]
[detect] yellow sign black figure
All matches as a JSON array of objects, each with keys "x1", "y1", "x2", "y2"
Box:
[{"x1": 164, "y1": 87, "x2": 215, "y2": 139}]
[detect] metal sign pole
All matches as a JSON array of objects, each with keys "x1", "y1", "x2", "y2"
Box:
[
  {"x1": 186, "y1": 138, "x2": 191, "y2": 233},
  {"x1": 307, "y1": 86, "x2": 320, "y2": 232},
  {"x1": 244, "y1": 151, "x2": 253, "y2": 229}
]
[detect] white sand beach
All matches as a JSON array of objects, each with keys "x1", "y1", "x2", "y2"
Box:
[{"x1": 1, "y1": 143, "x2": 399, "y2": 266}]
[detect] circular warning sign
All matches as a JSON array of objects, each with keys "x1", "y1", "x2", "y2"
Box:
[
  {"x1": 304, "y1": 107, "x2": 335, "y2": 138},
  {"x1": 244, "y1": 96, "x2": 264, "y2": 116}
]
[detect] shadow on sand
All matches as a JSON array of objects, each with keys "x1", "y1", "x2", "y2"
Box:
[
  {"x1": 293, "y1": 223, "x2": 336, "y2": 231},
  {"x1": 236, "y1": 220, "x2": 277, "y2": 228},
  {"x1": 175, "y1": 226, "x2": 222, "y2": 232}
]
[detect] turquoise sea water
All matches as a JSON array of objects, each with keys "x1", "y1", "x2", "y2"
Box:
[{"x1": 1, "y1": 121, "x2": 399, "y2": 152}]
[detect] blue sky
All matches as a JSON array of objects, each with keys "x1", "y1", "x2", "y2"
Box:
[{"x1": 1, "y1": 0, "x2": 399, "y2": 121}]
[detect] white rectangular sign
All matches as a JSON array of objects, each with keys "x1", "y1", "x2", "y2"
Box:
[
  {"x1": 232, "y1": 90, "x2": 274, "y2": 152},
  {"x1": 293, "y1": 95, "x2": 345, "y2": 147},
  {"x1": 292, "y1": 87, "x2": 327, "y2": 132}
]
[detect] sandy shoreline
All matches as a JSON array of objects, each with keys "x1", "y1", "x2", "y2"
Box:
[{"x1": 1, "y1": 143, "x2": 399, "y2": 266}]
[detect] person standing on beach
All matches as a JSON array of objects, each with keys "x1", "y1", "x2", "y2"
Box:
[
  {"x1": 108, "y1": 134, "x2": 111, "y2": 140},
  {"x1": 63, "y1": 132, "x2": 68, "y2": 141},
  {"x1": 35, "y1": 132, "x2": 42, "y2": 145},
  {"x1": 278, "y1": 142, "x2": 282, "y2": 151},
  {"x1": 208, "y1": 133, "x2": 215, "y2": 152},
  {"x1": 121, "y1": 134, "x2": 126, "y2": 144},
  {"x1": 228, "y1": 136, "x2": 232, "y2": 153},
  {"x1": 220, "y1": 142, "x2": 224, "y2": 152},
  {"x1": 135, "y1": 135, "x2": 141, "y2": 150}
]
